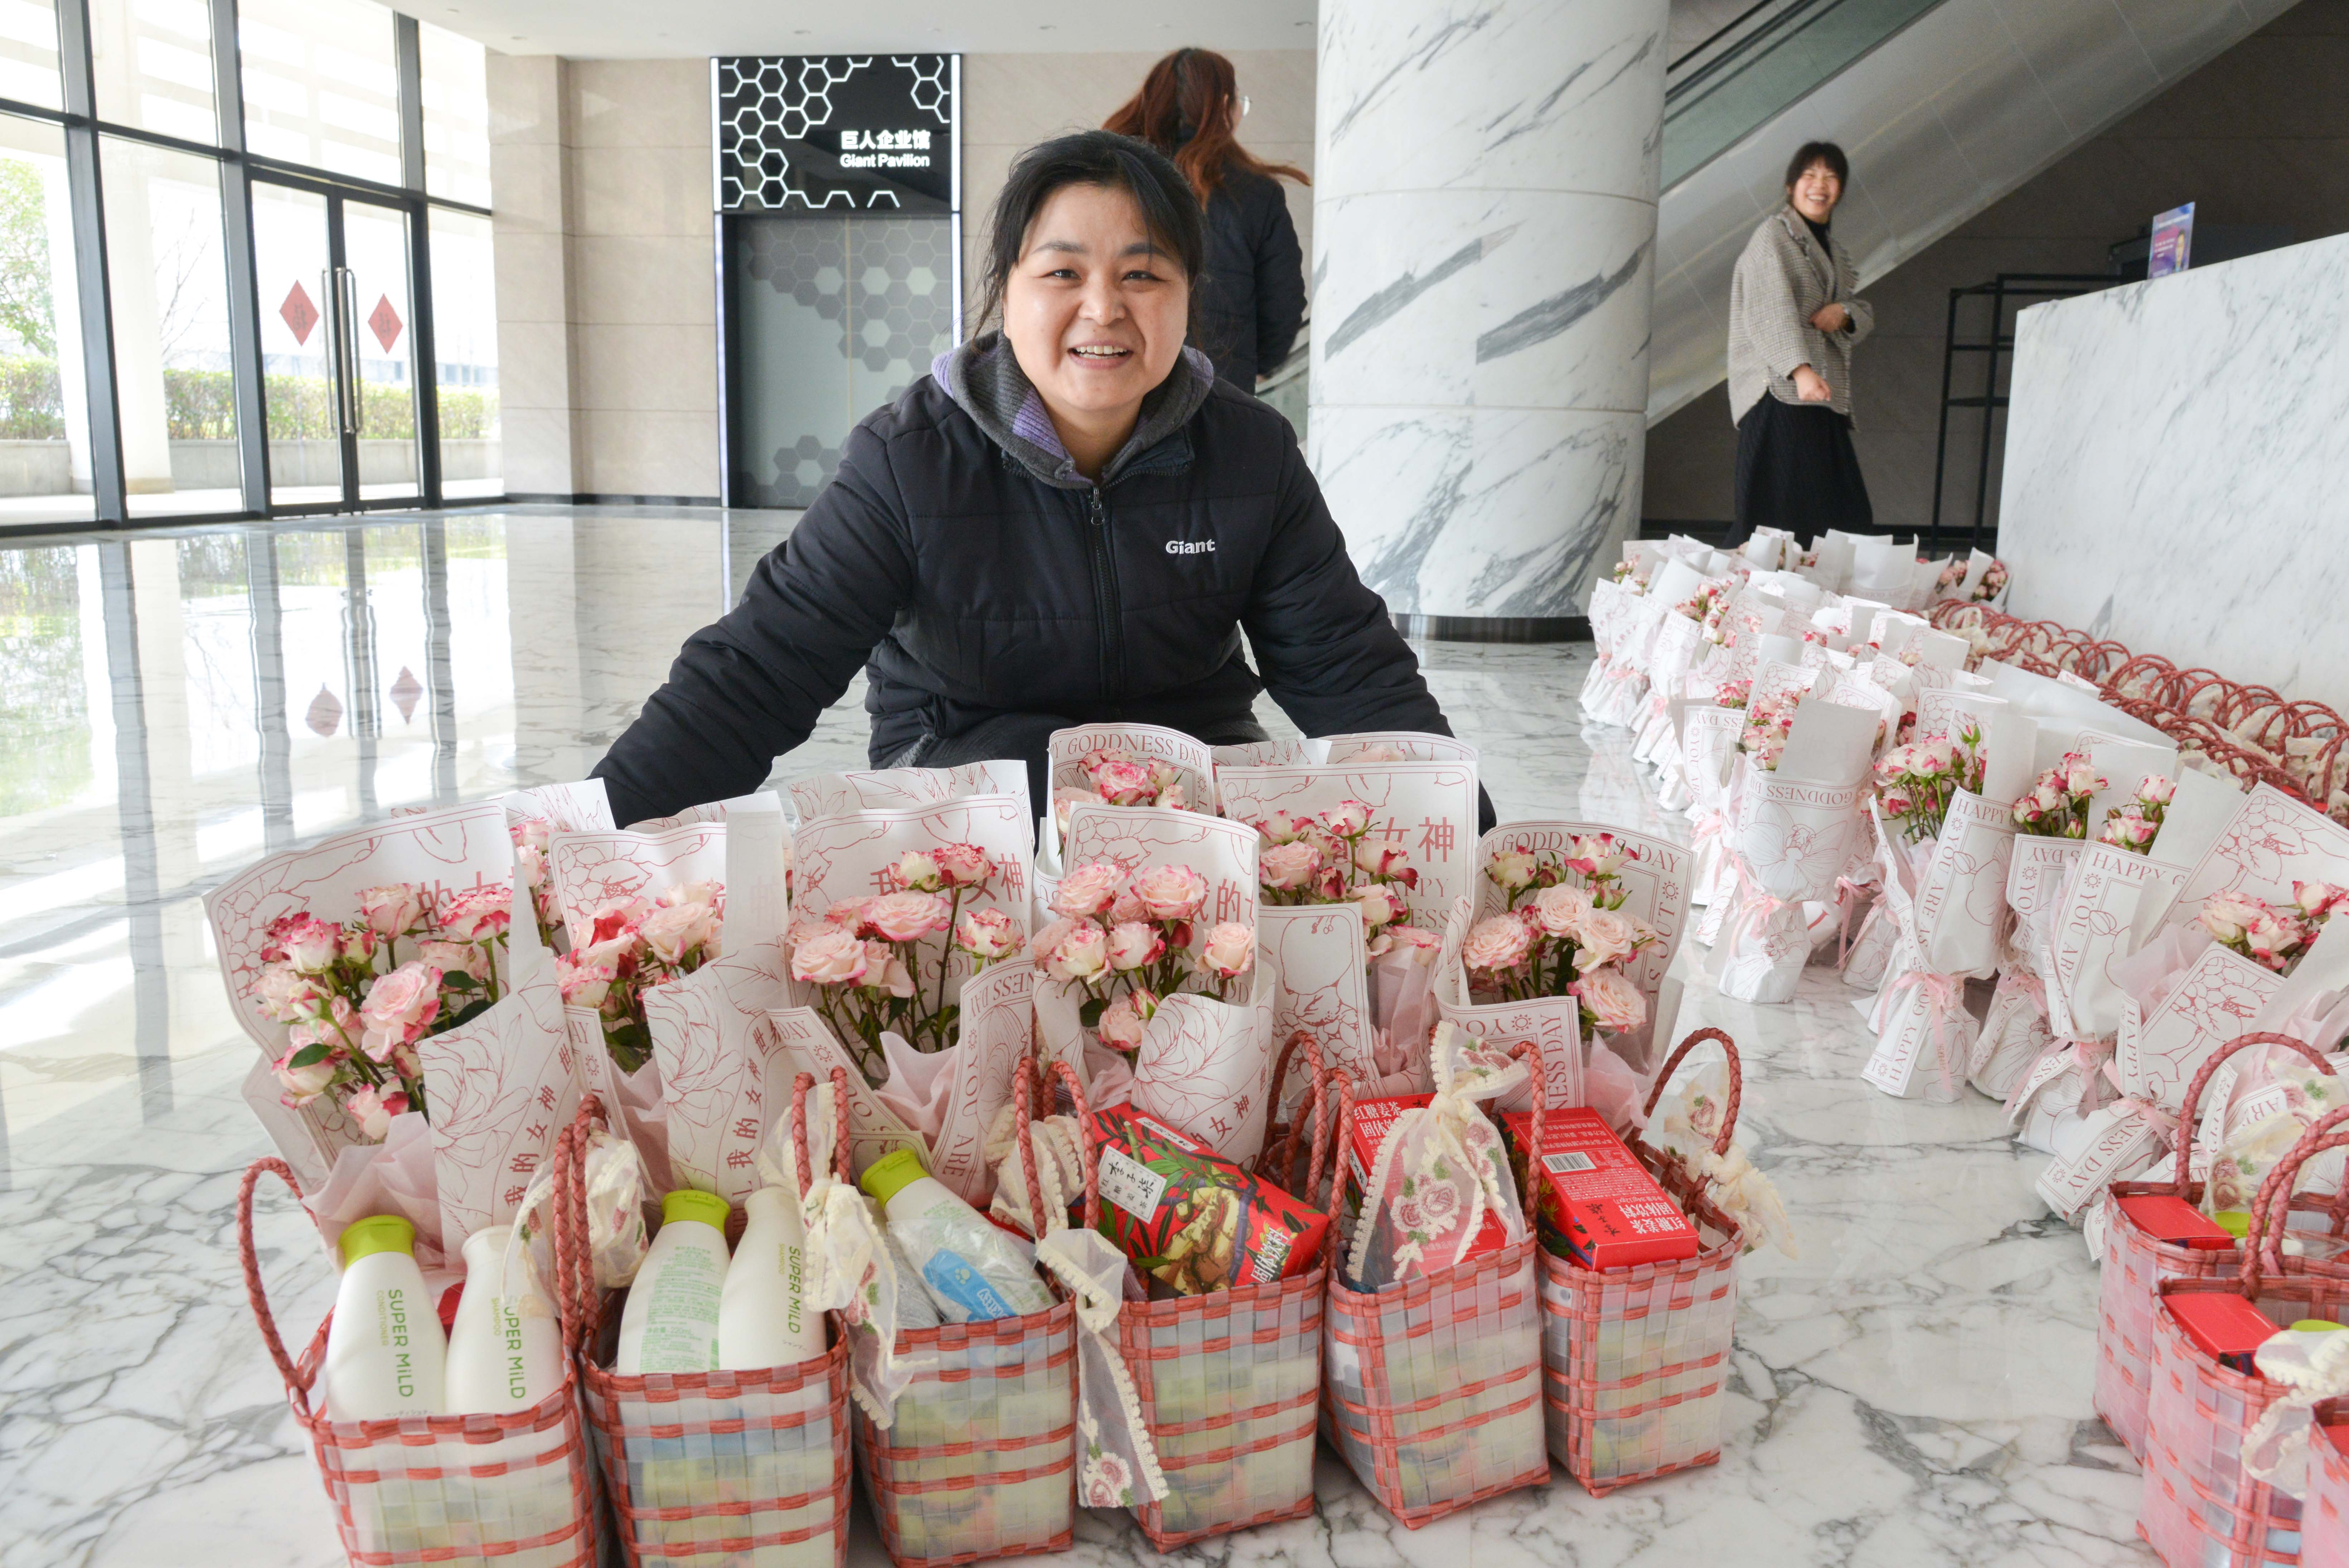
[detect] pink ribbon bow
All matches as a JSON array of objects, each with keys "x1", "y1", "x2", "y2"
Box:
[{"x1": 1890, "y1": 968, "x2": 1968, "y2": 1099}]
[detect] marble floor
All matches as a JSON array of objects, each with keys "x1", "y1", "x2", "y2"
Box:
[{"x1": 0, "y1": 507, "x2": 2151, "y2": 1567}]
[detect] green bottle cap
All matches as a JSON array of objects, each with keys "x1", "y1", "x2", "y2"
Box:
[
  {"x1": 662, "y1": 1188, "x2": 732, "y2": 1232},
  {"x1": 2291, "y1": 1320, "x2": 2348, "y2": 1333},
  {"x1": 2212, "y1": 1210, "x2": 2251, "y2": 1239},
  {"x1": 341, "y1": 1214, "x2": 417, "y2": 1264},
  {"x1": 859, "y1": 1148, "x2": 930, "y2": 1208}
]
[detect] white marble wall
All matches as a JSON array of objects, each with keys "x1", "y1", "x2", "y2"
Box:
[
  {"x1": 1309, "y1": 0, "x2": 1667, "y2": 624},
  {"x1": 1997, "y1": 231, "x2": 2349, "y2": 701}
]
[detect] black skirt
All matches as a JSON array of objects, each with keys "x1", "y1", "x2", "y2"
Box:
[{"x1": 1733, "y1": 395, "x2": 1875, "y2": 539}]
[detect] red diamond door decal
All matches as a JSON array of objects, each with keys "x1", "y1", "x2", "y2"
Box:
[
  {"x1": 280, "y1": 281, "x2": 318, "y2": 344},
  {"x1": 305, "y1": 684, "x2": 344, "y2": 737},
  {"x1": 368, "y1": 294, "x2": 403, "y2": 352}
]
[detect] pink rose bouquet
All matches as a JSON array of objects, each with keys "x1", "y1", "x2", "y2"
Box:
[
  {"x1": 2097, "y1": 774, "x2": 2175, "y2": 855},
  {"x1": 1738, "y1": 691, "x2": 1798, "y2": 771},
  {"x1": 1052, "y1": 749, "x2": 1193, "y2": 833},
  {"x1": 786, "y1": 843, "x2": 1019, "y2": 1082},
  {"x1": 1466, "y1": 836, "x2": 1659, "y2": 1038},
  {"x1": 255, "y1": 880, "x2": 515, "y2": 1137},
  {"x1": 556, "y1": 880, "x2": 726, "y2": 1074},
  {"x1": 1973, "y1": 558, "x2": 2009, "y2": 602},
  {"x1": 1247, "y1": 798, "x2": 1435, "y2": 957},
  {"x1": 1031, "y1": 859, "x2": 1252, "y2": 1050},
  {"x1": 1874, "y1": 721, "x2": 1985, "y2": 844},
  {"x1": 2010, "y1": 751, "x2": 2107, "y2": 838},
  {"x1": 2198, "y1": 886, "x2": 2341, "y2": 975},
  {"x1": 1714, "y1": 679, "x2": 1752, "y2": 711}
]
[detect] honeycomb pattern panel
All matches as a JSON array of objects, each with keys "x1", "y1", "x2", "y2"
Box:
[{"x1": 715, "y1": 55, "x2": 954, "y2": 214}]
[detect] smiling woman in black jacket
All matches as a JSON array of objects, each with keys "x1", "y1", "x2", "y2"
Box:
[{"x1": 593, "y1": 131, "x2": 1483, "y2": 830}]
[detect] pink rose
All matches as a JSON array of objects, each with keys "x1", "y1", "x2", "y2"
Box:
[
  {"x1": 1565, "y1": 833, "x2": 1626, "y2": 877},
  {"x1": 1260, "y1": 841, "x2": 1321, "y2": 891},
  {"x1": 896, "y1": 850, "x2": 943, "y2": 892},
  {"x1": 252, "y1": 962, "x2": 323, "y2": 1023},
  {"x1": 359, "y1": 961, "x2": 443, "y2": 1060},
  {"x1": 583, "y1": 896, "x2": 650, "y2": 947},
  {"x1": 791, "y1": 928, "x2": 869, "y2": 986},
  {"x1": 1096, "y1": 989, "x2": 1157, "y2": 1051},
  {"x1": 358, "y1": 884, "x2": 428, "y2": 939},
  {"x1": 1461, "y1": 916, "x2": 1531, "y2": 976},
  {"x1": 1322, "y1": 800, "x2": 1372, "y2": 838},
  {"x1": 1354, "y1": 839, "x2": 1415, "y2": 883},
  {"x1": 1051, "y1": 862, "x2": 1124, "y2": 919},
  {"x1": 954, "y1": 906, "x2": 1023, "y2": 962},
  {"x1": 418, "y1": 938, "x2": 493, "y2": 983},
  {"x1": 2294, "y1": 881, "x2": 2341, "y2": 919},
  {"x1": 267, "y1": 913, "x2": 345, "y2": 973},
  {"x1": 272, "y1": 1044, "x2": 337, "y2": 1105},
  {"x1": 438, "y1": 885, "x2": 512, "y2": 941},
  {"x1": 513, "y1": 843, "x2": 546, "y2": 894},
  {"x1": 1485, "y1": 850, "x2": 1537, "y2": 894},
  {"x1": 1531, "y1": 884, "x2": 1593, "y2": 939},
  {"x1": 1106, "y1": 921, "x2": 1164, "y2": 972},
  {"x1": 1351, "y1": 883, "x2": 1404, "y2": 930},
  {"x1": 1572, "y1": 968, "x2": 1647, "y2": 1034},
  {"x1": 1574, "y1": 908, "x2": 1641, "y2": 971},
  {"x1": 1386, "y1": 923, "x2": 1442, "y2": 951},
  {"x1": 864, "y1": 941, "x2": 916, "y2": 997},
  {"x1": 1255, "y1": 808, "x2": 1303, "y2": 845},
  {"x1": 2140, "y1": 775, "x2": 2178, "y2": 807},
  {"x1": 343, "y1": 1084, "x2": 406, "y2": 1142},
  {"x1": 1109, "y1": 887, "x2": 1148, "y2": 925},
  {"x1": 1158, "y1": 781, "x2": 1189, "y2": 811},
  {"x1": 933, "y1": 842, "x2": 991, "y2": 887},
  {"x1": 1133, "y1": 864, "x2": 1207, "y2": 921},
  {"x1": 1090, "y1": 758, "x2": 1155, "y2": 805},
  {"x1": 638, "y1": 899, "x2": 718, "y2": 964},
  {"x1": 557, "y1": 949, "x2": 618, "y2": 1008},
  {"x1": 1049, "y1": 924, "x2": 1110, "y2": 982},
  {"x1": 866, "y1": 891, "x2": 951, "y2": 943},
  {"x1": 1029, "y1": 917, "x2": 1080, "y2": 965},
  {"x1": 2199, "y1": 893, "x2": 2267, "y2": 947},
  {"x1": 1201, "y1": 921, "x2": 1254, "y2": 979},
  {"x1": 823, "y1": 896, "x2": 874, "y2": 933}
]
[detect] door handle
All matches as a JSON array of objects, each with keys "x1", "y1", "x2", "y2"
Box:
[{"x1": 329, "y1": 265, "x2": 360, "y2": 436}]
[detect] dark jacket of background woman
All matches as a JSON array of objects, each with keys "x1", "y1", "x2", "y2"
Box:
[{"x1": 1194, "y1": 169, "x2": 1305, "y2": 388}]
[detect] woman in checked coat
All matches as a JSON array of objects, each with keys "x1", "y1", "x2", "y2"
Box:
[{"x1": 1726, "y1": 140, "x2": 1878, "y2": 538}]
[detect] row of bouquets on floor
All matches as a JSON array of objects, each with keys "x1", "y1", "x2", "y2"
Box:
[
  {"x1": 217, "y1": 724, "x2": 1798, "y2": 1566},
  {"x1": 1585, "y1": 530, "x2": 2349, "y2": 1232}
]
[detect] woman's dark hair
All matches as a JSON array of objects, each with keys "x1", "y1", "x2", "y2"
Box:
[
  {"x1": 1103, "y1": 48, "x2": 1309, "y2": 203},
  {"x1": 977, "y1": 130, "x2": 1205, "y2": 334},
  {"x1": 1784, "y1": 140, "x2": 1849, "y2": 190}
]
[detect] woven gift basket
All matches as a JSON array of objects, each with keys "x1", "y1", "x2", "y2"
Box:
[
  {"x1": 238, "y1": 1160, "x2": 600, "y2": 1568},
  {"x1": 1104, "y1": 1036, "x2": 1339, "y2": 1548},
  {"x1": 2141, "y1": 1128, "x2": 2349, "y2": 1568},
  {"x1": 1321, "y1": 1040, "x2": 1551, "y2": 1526},
  {"x1": 556, "y1": 1089, "x2": 852, "y2": 1568},
  {"x1": 2097, "y1": 1032, "x2": 2340, "y2": 1461},
  {"x1": 1539, "y1": 1026, "x2": 1747, "y2": 1495},
  {"x1": 854, "y1": 1057, "x2": 1078, "y2": 1568},
  {"x1": 2305, "y1": 1414, "x2": 2349, "y2": 1568}
]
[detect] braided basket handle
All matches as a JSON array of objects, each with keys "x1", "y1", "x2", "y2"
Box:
[
  {"x1": 786, "y1": 1065, "x2": 857, "y2": 1203},
  {"x1": 239, "y1": 1157, "x2": 320, "y2": 1417},
  {"x1": 2246, "y1": 1127, "x2": 2349, "y2": 1298},
  {"x1": 1014, "y1": 1054, "x2": 1101, "y2": 1234},
  {"x1": 551, "y1": 1094, "x2": 610, "y2": 1356},
  {"x1": 1320, "y1": 1074, "x2": 1357, "y2": 1276},
  {"x1": 1512, "y1": 1039, "x2": 1548, "y2": 1175},
  {"x1": 2171, "y1": 1031, "x2": 2338, "y2": 1198},
  {"x1": 1261, "y1": 1029, "x2": 1323, "y2": 1194},
  {"x1": 1640, "y1": 1026, "x2": 1743, "y2": 1157}
]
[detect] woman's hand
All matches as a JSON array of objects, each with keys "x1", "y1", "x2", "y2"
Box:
[
  {"x1": 1792, "y1": 364, "x2": 1833, "y2": 403},
  {"x1": 1810, "y1": 303, "x2": 1850, "y2": 333}
]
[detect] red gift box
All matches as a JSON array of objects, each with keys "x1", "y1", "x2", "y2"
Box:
[
  {"x1": 2166, "y1": 1292, "x2": 2278, "y2": 1375},
  {"x1": 2117, "y1": 1194, "x2": 2237, "y2": 1252},
  {"x1": 1083, "y1": 1105, "x2": 1329, "y2": 1295},
  {"x1": 1502, "y1": 1107, "x2": 1700, "y2": 1271}
]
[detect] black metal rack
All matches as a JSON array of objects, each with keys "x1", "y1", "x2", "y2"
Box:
[{"x1": 1929, "y1": 272, "x2": 2110, "y2": 553}]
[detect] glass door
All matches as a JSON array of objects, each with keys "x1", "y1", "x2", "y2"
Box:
[{"x1": 250, "y1": 177, "x2": 423, "y2": 511}]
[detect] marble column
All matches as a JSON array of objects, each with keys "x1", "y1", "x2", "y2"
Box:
[{"x1": 1309, "y1": 0, "x2": 1666, "y2": 636}]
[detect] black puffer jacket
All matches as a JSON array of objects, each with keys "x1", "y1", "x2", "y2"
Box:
[
  {"x1": 593, "y1": 335, "x2": 1458, "y2": 826},
  {"x1": 1192, "y1": 168, "x2": 1306, "y2": 388}
]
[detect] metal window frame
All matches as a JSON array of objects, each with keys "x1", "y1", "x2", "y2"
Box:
[{"x1": 0, "y1": 0, "x2": 500, "y2": 537}]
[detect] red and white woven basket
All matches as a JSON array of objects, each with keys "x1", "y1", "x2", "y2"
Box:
[
  {"x1": 1112, "y1": 1038, "x2": 1338, "y2": 1548},
  {"x1": 1539, "y1": 1026, "x2": 1746, "y2": 1496},
  {"x1": 2098, "y1": 1032, "x2": 2337, "y2": 1461},
  {"x1": 2305, "y1": 1417, "x2": 2349, "y2": 1568},
  {"x1": 2141, "y1": 1129, "x2": 2349, "y2": 1568},
  {"x1": 560, "y1": 1087, "x2": 853, "y2": 1568},
  {"x1": 1320, "y1": 1042, "x2": 1551, "y2": 1526},
  {"x1": 853, "y1": 1058, "x2": 1077, "y2": 1568},
  {"x1": 238, "y1": 1160, "x2": 600, "y2": 1568}
]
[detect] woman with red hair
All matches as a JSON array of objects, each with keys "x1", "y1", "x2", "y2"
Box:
[{"x1": 1105, "y1": 48, "x2": 1307, "y2": 392}]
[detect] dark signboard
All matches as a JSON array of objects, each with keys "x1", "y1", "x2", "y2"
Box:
[{"x1": 713, "y1": 55, "x2": 958, "y2": 214}]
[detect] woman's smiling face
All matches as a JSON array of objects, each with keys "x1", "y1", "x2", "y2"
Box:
[{"x1": 1001, "y1": 181, "x2": 1190, "y2": 430}]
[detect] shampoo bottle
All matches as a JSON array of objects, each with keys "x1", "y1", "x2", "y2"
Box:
[
  {"x1": 321, "y1": 1214, "x2": 447, "y2": 1421},
  {"x1": 445, "y1": 1224, "x2": 565, "y2": 1414},
  {"x1": 719, "y1": 1185, "x2": 827, "y2": 1369},
  {"x1": 615, "y1": 1189, "x2": 732, "y2": 1375},
  {"x1": 860, "y1": 1149, "x2": 1051, "y2": 1324}
]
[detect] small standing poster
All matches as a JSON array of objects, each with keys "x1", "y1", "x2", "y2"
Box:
[{"x1": 2148, "y1": 202, "x2": 2195, "y2": 279}]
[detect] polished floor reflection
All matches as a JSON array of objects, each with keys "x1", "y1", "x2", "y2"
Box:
[{"x1": 0, "y1": 508, "x2": 2142, "y2": 1568}]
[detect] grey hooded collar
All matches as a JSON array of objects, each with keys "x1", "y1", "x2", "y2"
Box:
[{"x1": 930, "y1": 331, "x2": 1217, "y2": 490}]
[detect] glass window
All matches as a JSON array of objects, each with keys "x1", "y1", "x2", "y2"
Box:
[
  {"x1": 0, "y1": 115, "x2": 93, "y2": 525},
  {"x1": 100, "y1": 136, "x2": 241, "y2": 516},
  {"x1": 88, "y1": 0, "x2": 217, "y2": 144},
  {"x1": 418, "y1": 21, "x2": 488, "y2": 205},
  {"x1": 237, "y1": 0, "x2": 399, "y2": 186},
  {"x1": 0, "y1": 0, "x2": 61, "y2": 110},
  {"x1": 427, "y1": 205, "x2": 497, "y2": 498}
]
